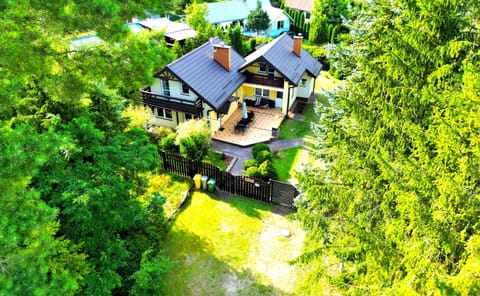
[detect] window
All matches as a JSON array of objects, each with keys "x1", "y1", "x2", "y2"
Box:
[
  {"x1": 254, "y1": 88, "x2": 270, "y2": 97},
  {"x1": 155, "y1": 107, "x2": 172, "y2": 120},
  {"x1": 276, "y1": 91, "x2": 283, "y2": 99},
  {"x1": 161, "y1": 79, "x2": 170, "y2": 96},
  {"x1": 301, "y1": 79, "x2": 307, "y2": 87},
  {"x1": 184, "y1": 113, "x2": 197, "y2": 120},
  {"x1": 181, "y1": 83, "x2": 189, "y2": 95},
  {"x1": 258, "y1": 62, "x2": 275, "y2": 75},
  {"x1": 277, "y1": 21, "x2": 284, "y2": 29}
]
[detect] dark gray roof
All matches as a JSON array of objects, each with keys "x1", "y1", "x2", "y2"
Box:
[
  {"x1": 241, "y1": 33, "x2": 322, "y2": 85},
  {"x1": 155, "y1": 37, "x2": 246, "y2": 111}
]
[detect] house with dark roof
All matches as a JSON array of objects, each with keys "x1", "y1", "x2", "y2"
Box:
[
  {"x1": 140, "y1": 33, "x2": 321, "y2": 133},
  {"x1": 140, "y1": 38, "x2": 246, "y2": 128}
]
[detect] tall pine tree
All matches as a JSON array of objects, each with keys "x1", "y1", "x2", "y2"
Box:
[{"x1": 297, "y1": 0, "x2": 480, "y2": 294}]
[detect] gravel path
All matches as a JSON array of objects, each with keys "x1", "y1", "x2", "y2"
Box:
[{"x1": 211, "y1": 138, "x2": 304, "y2": 176}]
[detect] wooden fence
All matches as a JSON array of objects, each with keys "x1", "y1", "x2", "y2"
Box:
[{"x1": 159, "y1": 151, "x2": 298, "y2": 207}]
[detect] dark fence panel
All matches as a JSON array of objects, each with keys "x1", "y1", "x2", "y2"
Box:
[
  {"x1": 271, "y1": 180, "x2": 297, "y2": 206},
  {"x1": 159, "y1": 151, "x2": 297, "y2": 206}
]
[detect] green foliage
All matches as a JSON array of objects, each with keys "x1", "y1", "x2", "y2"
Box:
[
  {"x1": 185, "y1": 1, "x2": 208, "y2": 32},
  {"x1": 0, "y1": 1, "x2": 178, "y2": 293},
  {"x1": 0, "y1": 124, "x2": 90, "y2": 295},
  {"x1": 227, "y1": 23, "x2": 246, "y2": 56},
  {"x1": 130, "y1": 249, "x2": 173, "y2": 296},
  {"x1": 245, "y1": 166, "x2": 263, "y2": 179},
  {"x1": 176, "y1": 119, "x2": 211, "y2": 161},
  {"x1": 160, "y1": 132, "x2": 178, "y2": 153},
  {"x1": 252, "y1": 142, "x2": 271, "y2": 159},
  {"x1": 123, "y1": 105, "x2": 150, "y2": 129},
  {"x1": 171, "y1": 40, "x2": 184, "y2": 58},
  {"x1": 297, "y1": 0, "x2": 480, "y2": 294},
  {"x1": 151, "y1": 126, "x2": 175, "y2": 139},
  {"x1": 203, "y1": 149, "x2": 229, "y2": 171},
  {"x1": 308, "y1": 0, "x2": 349, "y2": 44},
  {"x1": 256, "y1": 150, "x2": 274, "y2": 163},
  {"x1": 246, "y1": 0, "x2": 270, "y2": 35},
  {"x1": 244, "y1": 158, "x2": 259, "y2": 170},
  {"x1": 258, "y1": 160, "x2": 278, "y2": 180},
  {"x1": 178, "y1": 134, "x2": 210, "y2": 161}
]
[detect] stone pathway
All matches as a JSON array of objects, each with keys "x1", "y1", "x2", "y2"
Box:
[{"x1": 211, "y1": 138, "x2": 304, "y2": 176}]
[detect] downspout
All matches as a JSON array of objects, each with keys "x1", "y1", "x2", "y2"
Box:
[
  {"x1": 286, "y1": 85, "x2": 290, "y2": 119},
  {"x1": 286, "y1": 84, "x2": 294, "y2": 119}
]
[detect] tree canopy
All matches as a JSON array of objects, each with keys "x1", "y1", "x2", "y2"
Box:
[
  {"x1": 0, "y1": 0, "x2": 177, "y2": 294},
  {"x1": 246, "y1": 1, "x2": 270, "y2": 35},
  {"x1": 297, "y1": 0, "x2": 480, "y2": 294}
]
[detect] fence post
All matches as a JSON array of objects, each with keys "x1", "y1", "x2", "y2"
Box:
[
  {"x1": 269, "y1": 178, "x2": 273, "y2": 203},
  {"x1": 160, "y1": 150, "x2": 168, "y2": 170}
]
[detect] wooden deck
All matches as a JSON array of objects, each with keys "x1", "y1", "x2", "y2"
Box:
[{"x1": 213, "y1": 107, "x2": 284, "y2": 147}]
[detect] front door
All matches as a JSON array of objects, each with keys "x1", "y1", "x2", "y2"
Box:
[{"x1": 275, "y1": 91, "x2": 283, "y2": 108}]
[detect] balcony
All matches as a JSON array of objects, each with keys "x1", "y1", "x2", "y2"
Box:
[
  {"x1": 140, "y1": 87, "x2": 203, "y2": 116},
  {"x1": 243, "y1": 71, "x2": 284, "y2": 88}
]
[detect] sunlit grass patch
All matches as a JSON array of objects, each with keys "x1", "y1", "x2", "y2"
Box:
[{"x1": 165, "y1": 191, "x2": 306, "y2": 295}]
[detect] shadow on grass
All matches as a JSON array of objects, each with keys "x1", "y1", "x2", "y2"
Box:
[
  {"x1": 209, "y1": 191, "x2": 274, "y2": 220},
  {"x1": 165, "y1": 225, "x2": 294, "y2": 295}
]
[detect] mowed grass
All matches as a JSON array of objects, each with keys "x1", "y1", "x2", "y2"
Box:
[
  {"x1": 279, "y1": 104, "x2": 316, "y2": 140},
  {"x1": 272, "y1": 147, "x2": 302, "y2": 182},
  {"x1": 164, "y1": 191, "x2": 306, "y2": 295}
]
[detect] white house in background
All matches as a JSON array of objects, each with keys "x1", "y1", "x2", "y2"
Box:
[
  {"x1": 205, "y1": 0, "x2": 291, "y2": 38},
  {"x1": 130, "y1": 17, "x2": 197, "y2": 46}
]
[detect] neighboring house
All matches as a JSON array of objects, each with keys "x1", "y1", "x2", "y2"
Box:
[
  {"x1": 284, "y1": 0, "x2": 314, "y2": 22},
  {"x1": 132, "y1": 17, "x2": 197, "y2": 46},
  {"x1": 205, "y1": 0, "x2": 291, "y2": 38},
  {"x1": 140, "y1": 33, "x2": 322, "y2": 131}
]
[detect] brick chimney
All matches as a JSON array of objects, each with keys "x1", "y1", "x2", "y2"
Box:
[
  {"x1": 213, "y1": 43, "x2": 231, "y2": 71},
  {"x1": 293, "y1": 34, "x2": 303, "y2": 57}
]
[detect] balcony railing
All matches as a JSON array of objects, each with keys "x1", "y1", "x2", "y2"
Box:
[
  {"x1": 243, "y1": 71, "x2": 284, "y2": 88},
  {"x1": 140, "y1": 87, "x2": 203, "y2": 116}
]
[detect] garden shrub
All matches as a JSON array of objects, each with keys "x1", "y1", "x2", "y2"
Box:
[
  {"x1": 256, "y1": 150, "x2": 273, "y2": 163},
  {"x1": 159, "y1": 133, "x2": 177, "y2": 153},
  {"x1": 151, "y1": 126, "x2": 174, "y2": 139},
  {"x1": 245, "y1": 166, "x2": 263, "y2": 179},
  {"x1": 176, "y1": 119, "x2": 211, "y2": 161},
  {"x1": 258, "y1": 160, "x2": 278, "y2": 180},
  {"x1": 243, "y1": 159, "x2": 258, "y2": 170},
  {"x1": 252, "y1": 143, "x2": 270, "y2": 159},
  {"x1": 178, "y1": 134, "x2": 209, "y2": 161}
]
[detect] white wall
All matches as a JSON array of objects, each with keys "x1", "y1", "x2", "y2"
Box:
[{"x1": 151, "y1": 78, "x2": 198, "y2": 102}]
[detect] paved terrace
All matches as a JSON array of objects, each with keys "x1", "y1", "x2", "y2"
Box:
[{"x1": 213, "y1": 106, "x2": 284, "y2": 147}]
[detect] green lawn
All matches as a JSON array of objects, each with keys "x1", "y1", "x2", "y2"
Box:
[
  {"x1": 272, "y1": 147, "x2": 302, "y2": 182},
  {"x1": 278, "y1": 104, "x2": 316, "y2": 140},
  {"x1": 275, "y1": 71, "x2": 339, "y2": 181},
  {"x1": 164, "y1": 191, "x2": 306, "y2": 295},
  {"x1": 203, "y1": 149, "x2": 228, "y2": 171}
]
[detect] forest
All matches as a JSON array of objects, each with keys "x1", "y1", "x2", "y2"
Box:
[{"x1": 1, "y1": 0, "x2": 479, "y2": 295}]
